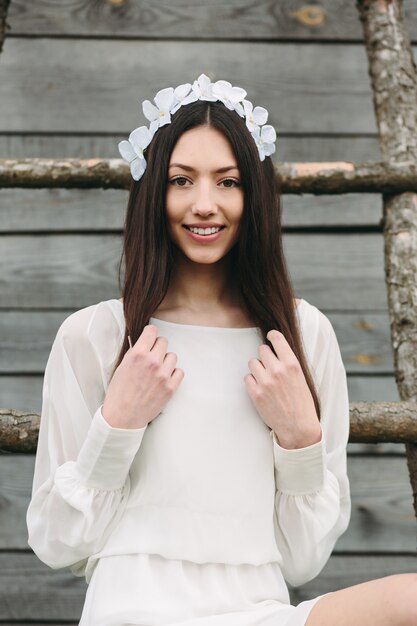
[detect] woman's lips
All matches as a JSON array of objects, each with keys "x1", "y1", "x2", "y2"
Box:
[{"x1": 182, "y1": 226, "x2": 225, "y2": 243}]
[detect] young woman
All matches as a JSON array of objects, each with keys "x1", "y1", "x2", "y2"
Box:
[{"x1": 26, "y1": 74, "x2": 416, "y2": 626}]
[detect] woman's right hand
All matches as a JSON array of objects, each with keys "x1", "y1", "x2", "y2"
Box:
[{"x1": 102, "y1": 325, "x2": 184, "y2": 429}]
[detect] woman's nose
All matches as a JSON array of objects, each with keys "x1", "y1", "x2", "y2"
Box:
[{"x1": 191, "y1": 182, "x2": 217, "y2": 215}]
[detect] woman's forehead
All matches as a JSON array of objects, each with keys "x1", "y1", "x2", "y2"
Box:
[{"x1": 170, "y1": 127, "x2": 239, "y2": 169}]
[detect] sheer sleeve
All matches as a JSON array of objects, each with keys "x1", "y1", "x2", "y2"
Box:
[
  {"x1": 26, "y1": 301, "x2": 147, "y2": 577},
  {"x1": 271, "y1": 306, "x2": 351, "y2": 587}
]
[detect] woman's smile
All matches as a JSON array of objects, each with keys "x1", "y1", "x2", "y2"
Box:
[{"x1": 182, "y1": 223, "x2": 226, "y2": 243}]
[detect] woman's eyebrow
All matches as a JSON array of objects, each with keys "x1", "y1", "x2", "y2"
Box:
[{"x1": 169, "y1": 163, "x2": 239, "y2": 173}]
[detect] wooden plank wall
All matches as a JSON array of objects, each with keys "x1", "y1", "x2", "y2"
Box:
[{"x1": 1, "y1": 0, "x2": 416, "y2": 622}]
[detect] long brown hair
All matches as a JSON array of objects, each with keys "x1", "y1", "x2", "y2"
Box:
[{"x1": 113, "y1": 100, "x2": 320, "y2": 420}]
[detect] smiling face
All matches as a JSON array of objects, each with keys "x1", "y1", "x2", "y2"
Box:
[{"x1": 165, "y1": 125, "x2": 245, "y2": 266}]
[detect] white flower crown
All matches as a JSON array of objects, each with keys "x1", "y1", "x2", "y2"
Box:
[{"x1": 118, "y1": 73, "x2": 277, "y2": 181}]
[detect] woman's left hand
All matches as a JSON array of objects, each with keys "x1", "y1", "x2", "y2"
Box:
[{"x1": 244, "y1": 329, "x2": 322, "y2": 449}]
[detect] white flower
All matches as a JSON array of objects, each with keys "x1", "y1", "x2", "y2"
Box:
[
  {"x1": 170, "y1": 82, "x2": 198, "y2": 114},
  {"x1": 118, "y1": 125, "x2": 152, "y2": 181},
  {"x1": 242, "y1": 99, "x2": 268, "y2": 132},
  {"x1": 118, "y1": 74, "x2": 278, "y2": 181},
  {"x1": 212, "y1": 80, "x2": 247, "y2": 116},
  {"x1": 251, "y1": 124, "x2": 277, "y2": 161},
  {"x1": 142, "y1": 87, "x2": 176, "y2": 136},
  {"x1": 191, "y1": 73, "x2": 217, "y2": 101}
]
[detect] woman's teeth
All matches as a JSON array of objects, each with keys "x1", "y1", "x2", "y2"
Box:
[{"x1": 188, "y1": 226, "x2": 222, "y2": 235}]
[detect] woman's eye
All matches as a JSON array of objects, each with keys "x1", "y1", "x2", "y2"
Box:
[
  {"x1": 170, "y1": 176, "x2": 189, "y2": 186},
  {"x1": 221, "y1": 179, "x2": 240, "y2": 188}
]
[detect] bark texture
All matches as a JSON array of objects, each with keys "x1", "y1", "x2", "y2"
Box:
[
  {"x1": 349, "y1": 400, "x2": 417, "y2": 442},
  {"x1": 0, "y1": 157, "x2": 131, "y2": 190},
  {"x1": 0, "y1": 409, "x2": 41, "y2": 453},
  {"x1": 0, "y1": 0, "x2": 11, "y2": 55},
  {"x1": 357, "y1": 0, "x2": 417, "y2": 516},
  {"x1": 2, "y1": 402, "x2": 417, "y2": 453},
  {"x1": 3, "y1": 157, "x2": 417, "y2": 193}
]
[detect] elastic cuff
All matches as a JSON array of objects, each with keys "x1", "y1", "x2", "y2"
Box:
[
  {"x1": 271, "y1": 429, "x2": 326, "y2": 495},
  {"x1": 75, "y1": 405, "x2": 147, "y2": 490}
]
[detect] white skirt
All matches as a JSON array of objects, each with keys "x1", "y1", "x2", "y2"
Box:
[{"x1": 79, "y1": 553, "x2": 327, "y2": 626}]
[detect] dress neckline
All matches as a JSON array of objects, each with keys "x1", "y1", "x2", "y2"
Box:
[
  {"x1": 114, "y1": 298, "x2": 305, "y2": 332},
  {"x1": 150, "y1": 299, "x2": 305, "y2": 331}
]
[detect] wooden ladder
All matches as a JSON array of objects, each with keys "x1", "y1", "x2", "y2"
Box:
[
  {"x1": 0, "y1": 0, "x2": 417, "y2": 523},
  {"x1": 357, "y1": 0, "x2": 417, "y2": 519}
]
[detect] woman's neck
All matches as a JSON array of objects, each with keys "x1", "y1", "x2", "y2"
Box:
[
  {"x1": 164, "y1": 254, "x2": 238, "y2": 310},
  {"x1": 152, "y1": 255, "x2": 252, "y2": 326}
]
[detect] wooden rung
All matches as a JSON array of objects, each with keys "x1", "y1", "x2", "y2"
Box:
[
  {"x1": 2, "y1": 158, "x2": 417, "y2": 194},
  {"x1": 1, "y1": 401, "x2": 417, "y2": 453}
]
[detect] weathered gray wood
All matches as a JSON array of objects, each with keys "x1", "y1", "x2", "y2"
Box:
[
  {"x1": 0, "y1": 134, "x2": 382, "y2": 162},
  {"x1": 348, "y1": 441, "x2": 405, "y2": 455},
  {"x1": 288, "y1": 554, "x2": 417, "y2": 604},
  {"x1": 0, "y1": 234, "x2": 122, "y2": 308},
  {"x1": 283, "y1": 193, "x2": 383, "y2": 228},
  {"x1": 0, "y1": 39, "x2": 379, "y2": 134},
  {"x1": 6, "y1": 0, "x2": 417, "y2": 41},
  {"x1": 338, "y1": 454, "x2": 414, "y2": 549},
  {"x1": 347, "y1": 376, "x2": 399, "y2": 402},
  {"x1": 0, "y1": 311, "x2": 397, "y2": 375},
  {"x1": 285, "y1": 233, "x2": 385, "y2": 309},
  {"x1": 329, "y1": 313, "x2": 395, "y2": 375},
  {"x1": 0, "y1": 376, "x2": 42, "y2": 413},
  {"x1": 0, "y1": 233, "x2": 386, "y2": 309},
  {"x1": 0, "y1": 454, "x2": 32, "y2": 549},
  {"x1": 0, "y1": 188, "x2": 383, "y2": 232},
  {"x1": 0, "y1": 188, "x2": 128, "y2": 232},
  {"x1": 1, "y1": 311, "x2": 66, "y2": 372},
  {"x1": 0, "y1": 551, "x2": 414, "y2": 620},
  {"x1": 3, "y1": 158, "x2": 417, "y2": 195},
  {"x1": 0, "y1": 552, "x2": 86, "y2": 621},
  {"x1": 1, "y1": 454, "x2": 413, "y2": 551}
]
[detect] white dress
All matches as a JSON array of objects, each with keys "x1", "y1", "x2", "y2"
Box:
[{"x1": 26, "y1": 297, "x2": 351, "y2": 626}]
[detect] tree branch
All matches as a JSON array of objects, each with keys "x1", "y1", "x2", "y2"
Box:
[
  {"x1": 1, "y1": 401, "x2": 417, "y2": 453},
  {"x1": 0, "y1": 0, "x2": 11, "y2": 55},
  {"x1": 3, "y1": 158, "x2": 417, "y2": 193},
  {"x1": 357, "y1": 0, "x2": 417, "y2": 517}
]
